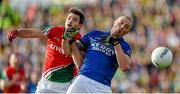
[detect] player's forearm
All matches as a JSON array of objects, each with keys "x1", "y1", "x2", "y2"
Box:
[
  {"x1": 61, "y1": 39, "x2": 71, "y2": 56},
  {"x1": 114, "y1": 44, "x2": 131, "y2": 71},
  {"x1": 71, "y1": 42, "x2": 83, "y2": 69},
  {"x1": 17, "y1": 28, "x2": 44, "y2": 38}
]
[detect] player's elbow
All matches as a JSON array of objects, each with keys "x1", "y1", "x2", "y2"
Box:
[
  {"x1": 120, "y1": 62, "x2": 131, "y2": 72},
  {"x1": 121, "y1": 66, "x2": 130, "y2": 72},
  {"x1": 122, "y1": 57, "x2": 131, "y2": 71}
]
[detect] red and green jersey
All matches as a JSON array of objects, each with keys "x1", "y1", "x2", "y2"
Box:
[{"x1": 42, "y1": 26, "x2": 80, "y2": 83}]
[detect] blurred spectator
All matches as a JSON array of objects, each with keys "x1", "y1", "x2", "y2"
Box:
[
  {"x1": 0, "y1": 0, "x2": 21, "y2": 29},
  {"x1": 26, "y1": 70, "x2": 39, "y2": 93},
  {"x1": 1, "y1": 52, "x2": 26, "y2": 93},
  {"x1": 0, "y1": 69, "x2": 5, "y2": 93}
]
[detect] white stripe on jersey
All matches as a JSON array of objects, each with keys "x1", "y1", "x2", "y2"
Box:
[
  {"x1": 42, "y1": 26, "x2": 53, "y2": 36},
  {"x1": 42, "y1": 63, "x2": 71, "y2": 78}
]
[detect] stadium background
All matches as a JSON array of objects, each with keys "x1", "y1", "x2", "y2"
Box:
[{"x1": 0, "y1": 0, "x2": 179, "y2": 93}]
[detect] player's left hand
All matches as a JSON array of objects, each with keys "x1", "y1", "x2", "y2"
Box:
[
  {"x1": 7, "y1": 30, "x2": 18, "y2": 42},
  {"x1": 106, "y1": 36, "x2": 119, "y2": 46},
  {"x1": 62, "y1": 28, "x2": 79, "y2": 39}
]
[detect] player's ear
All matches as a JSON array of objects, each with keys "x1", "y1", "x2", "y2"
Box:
[{"x1": 77, "y1": 24, "x2": 83, "y2": 30}]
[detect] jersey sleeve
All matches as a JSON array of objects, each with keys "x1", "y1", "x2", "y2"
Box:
[
  {"x1": 73, "y1": 33, "x2": 81, "y2": 40},
  {"x1": 40, "y1": 26, "x2": 51, "y2": 36},
  {"x1": 40, "y1": 26, "x2": 57, "y2": 38},
  {"x1": 120, "y1": 39, "x2": 132, "y2": 57},
  {"x1": 79, "y1": 31, "x2": 95, "y2": 49}
]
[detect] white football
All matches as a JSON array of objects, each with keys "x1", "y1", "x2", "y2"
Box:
[{"x1": 151, "y1": 47, "x2": 173, "y2": 68}]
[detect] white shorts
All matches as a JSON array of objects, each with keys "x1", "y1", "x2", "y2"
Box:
[
  {"x1": 66, "y1": 75, "x2": 112, "y2": 93},
  {"x1": 35, "y1": 77, "x2": 72, "y2": 93}
]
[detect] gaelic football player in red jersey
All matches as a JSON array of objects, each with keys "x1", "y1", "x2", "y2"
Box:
[{"x1": 7, "y1": 8, "x2": 85, "y2": 93}]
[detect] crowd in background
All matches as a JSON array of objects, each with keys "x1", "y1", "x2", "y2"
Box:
[{"x1": 0, "y1": 0, "x2": 180, "y2": 93}]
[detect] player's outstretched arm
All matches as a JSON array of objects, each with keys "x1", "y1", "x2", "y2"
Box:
[
  {"x1": 114, "y1": 44, "x2": 131, "y2": 71},
  {"x1": 7, "y1": 28, "x2": 46, "y2": 42},
  {"x1": 108, "y1": 36, "x2": 131, "y2": 71},
  {"x1": 17, "y1": 28, "x2": 45, "y2": 38},
  {"x1": 107, "y1": 36, "x2": 131, "y2": 71}
]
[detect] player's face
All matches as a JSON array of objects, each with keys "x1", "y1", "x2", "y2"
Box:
[
  {"x1": 9, "y1": 53, "x2": 20, "y2": 68},
  {"x1": 65, "y1": 13, "x2": 82, "y2": 29},
  {"x1": 110, "y1": 16, "x2": 132, "y2": 37}
]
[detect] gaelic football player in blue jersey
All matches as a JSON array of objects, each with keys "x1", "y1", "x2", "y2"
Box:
[{"x1": 64, "y1": 16, "x2": 133, "y2": 93}]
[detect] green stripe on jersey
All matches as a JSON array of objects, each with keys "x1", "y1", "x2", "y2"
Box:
[{"x1": 46, "y1": 63, "x2": 75, "y2": 83}]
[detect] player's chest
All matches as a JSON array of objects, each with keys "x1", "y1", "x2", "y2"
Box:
[
  {"x1": 89, "y1": 35, "x2": 114, "y2": 49},
  {"x1": 47, "y1": 36, "x2": 62, "y2": 45}
]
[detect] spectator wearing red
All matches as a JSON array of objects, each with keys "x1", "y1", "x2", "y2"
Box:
[{"x1": 2, "y1": 52, "x2": 25, "y2": 93}]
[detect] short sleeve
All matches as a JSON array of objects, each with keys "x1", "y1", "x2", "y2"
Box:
[
  {"x1": 40, "y1": 26, "x2": 52, "y2": 36},
  {"x1": 41, "y1": 26, "x2": 59, "y2": 38},
  {"x1": 74, "y1": 33, "x2": 81, "y2": 40},
  {"x1": 79, "y1": 31, "x2": 95, "y2": 49},
  {"x1": 119, "y1": 39, "x2": 132, "y2": 57}
]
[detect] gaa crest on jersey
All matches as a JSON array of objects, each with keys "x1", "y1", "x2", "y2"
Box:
[
  {"x1": 90, "y1": 37, "x2": 115, "y2": 57},
  {"x1": 95, "y1": 34, "x2": 112, "y2": 46}
]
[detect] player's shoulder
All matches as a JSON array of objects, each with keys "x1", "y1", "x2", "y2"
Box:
[
  {"x1": 41, "y1": 26, "x2": 64, "y2": 37},
  {"x1": 41, "y1": 26, "x2": 64, "y2": 33},
  {"x1": 119, "y1": 37, "x2": 132, "y2": 57},
  {"x1": 119, "y1": 37, "x2": 132, "y2": 50},
  {"x1": 48, "y1": 26, "x2": 64, "y2": 35},
  {"x1": 50, "y1": 26, "x2": 64, "y2": 31}
]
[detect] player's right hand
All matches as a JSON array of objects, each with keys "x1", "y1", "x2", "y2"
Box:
[
  {"x1": 62, "y1": 28, "x2": 79, "y2": 39},
  {"x1": 7, "y1": 30, "x2": 18, "y2": 42}
]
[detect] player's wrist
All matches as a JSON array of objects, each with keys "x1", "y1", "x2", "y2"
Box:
[
  {"x1": 8, "y1": 29, "x2": 19, "y2": 42},
  {"x1": 62, "y1": 34, "x2": 68, "y2": 39},
  {"x1": 14, "y1": 29, "x2": 19, "y2": 35},
  {"x1": 13, "y1": 29, "x2": 19, "y2": 38},
  {"x1": 109, "y1": 36, "x2": 119, "y2": 46},
  {"x1": 69, "y1": 38, "x2": 75, "y2": 45},
  {"x1": 113, "y1": 41, "x2": 119, "y2": 46}
]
